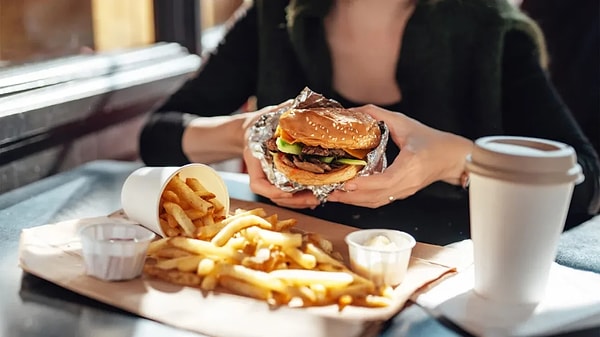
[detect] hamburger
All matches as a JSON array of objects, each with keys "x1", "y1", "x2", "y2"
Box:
[{"x1": 265, "y1": 107, "x2": 382, "y2": 186}]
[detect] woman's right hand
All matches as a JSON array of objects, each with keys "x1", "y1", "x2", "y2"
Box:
[
  {"x1": 241, "y1": 100, "x2": 321, "y2": 209},
  {"x1": 243, "y1": 147, "x2": 321, "y2": 209}
]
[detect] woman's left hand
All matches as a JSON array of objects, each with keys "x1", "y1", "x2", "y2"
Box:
[{"x1": 327, "y1": 104, "x2": 473, "y2": 208}]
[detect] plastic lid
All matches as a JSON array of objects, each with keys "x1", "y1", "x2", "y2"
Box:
[{"x1": 465, "y1": 136, "x2": 584, "y2": 185}]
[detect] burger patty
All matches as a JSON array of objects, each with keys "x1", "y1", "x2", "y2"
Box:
[
  {"x1": 265, "y1": 138, "x2": 348, "y2": 157},
  {"x1": 266, "y1": 138, "x2": 347, "y2": 174}
]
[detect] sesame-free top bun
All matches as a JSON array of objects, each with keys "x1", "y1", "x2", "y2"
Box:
[
  {"x1": 273, "y1": 153, "x2": 363, "y2": 185},
  {"x1": 278, "y1": 108, "x2": 381, "y2": 149}
]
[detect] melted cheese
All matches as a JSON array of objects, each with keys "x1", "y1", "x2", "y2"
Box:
[{"x1": 343, "y1": 148, "x2": 370, "y2": 159}]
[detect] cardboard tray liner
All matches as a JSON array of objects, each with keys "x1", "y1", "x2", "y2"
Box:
[{"x1": 19, "y1": 199, "x2": 472, "y2": 337}]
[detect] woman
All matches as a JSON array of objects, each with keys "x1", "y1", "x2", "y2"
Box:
[{"x1": 140, "y1": 0, "x2": 600, "y2": 245}]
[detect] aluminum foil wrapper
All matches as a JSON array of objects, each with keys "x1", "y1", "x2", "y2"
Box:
[{"x1": 248, "y1": 87, "x2": 389, "y2": 202}]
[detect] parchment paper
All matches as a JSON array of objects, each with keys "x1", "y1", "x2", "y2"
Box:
[{"x1": 18, "y1": 199, "x2": 472, "y2": 337}]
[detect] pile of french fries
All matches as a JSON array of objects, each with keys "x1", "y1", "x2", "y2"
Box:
[
  {"x1": 158, "y1": 174, "x2": 227, "y2": 237},
  {"x1": 145, "y1": 176, "x2": 393, "y2": 310}
]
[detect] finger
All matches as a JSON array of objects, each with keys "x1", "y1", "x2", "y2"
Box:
[
  {"x1": 328, "y1": 190, "x2": 391, "y2": 208},
  {"x1": 271, "y1": 190, "x2": 320, "y2": 209},
  {"x1": 328, "y1": 159, "x2": 419, "y2": 207},
  {"x1": 243, "y1": 148, "x2": 292, "y2": 200},
  {"x1": 349, "y1": 105, "x2": 413, "y2": 145},
  {"x1": 349, "y1": 104, "x2": 392, "y2": 122},
  {"x1": 271, "y1": 197, "x2": 320, "y2": 209},
  {"x1": 327, "y1": 174, "x2": 394, "y2": 208}
]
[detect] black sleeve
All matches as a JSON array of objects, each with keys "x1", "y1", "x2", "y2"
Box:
[
  {"x1": 139, "y1": 5, "x2": 258, "y2": 166},
  {"x1": 501, "y1": 30, "x2": 600, "y2": 223}
]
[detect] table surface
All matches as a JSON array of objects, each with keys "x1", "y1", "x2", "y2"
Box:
[{"x1": 1, "y1": 160, "x2": 599, "y2": 337}]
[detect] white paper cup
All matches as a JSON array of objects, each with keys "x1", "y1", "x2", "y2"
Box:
[
  {"x1": 120, "y1": 163, "x2": 230, "y2": 237},
  {"x1": 466, "y1": 136, "x2": 584, "y2": 304},
  {"x1": 345, "y1": 229, "x2": 416, "y2": 287}
]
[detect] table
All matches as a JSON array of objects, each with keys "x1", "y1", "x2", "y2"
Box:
[{"x1": 1, "y1": 160, "x2": 598, "y2": 337}]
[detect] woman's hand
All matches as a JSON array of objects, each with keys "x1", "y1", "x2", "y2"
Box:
[
  {"x1": 242, "y1": 100, "x2": 321, "y2": 209},
  {"x1": 327, "y1": 104, "x2": 473, "y2": 208},
  {"x1": 243, "y1": 147, "x2": 321, "y2": 209}
]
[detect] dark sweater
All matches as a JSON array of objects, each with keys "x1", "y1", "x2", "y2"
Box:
[{"x1": 140, "y1": 0, "x2": 600, "y2": 245}]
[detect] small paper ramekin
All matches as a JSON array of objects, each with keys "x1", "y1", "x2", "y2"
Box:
[
  {"x1": 80, "y1": 223, "x2": 155, "y2": 281},
  {"x1": 345, "y1": 229, "x2": 416, "y2": 287}
]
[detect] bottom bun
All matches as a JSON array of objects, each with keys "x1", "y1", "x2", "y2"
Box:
[{"x1": 273, "y1": 154, "x2": 362, "y2": 186}]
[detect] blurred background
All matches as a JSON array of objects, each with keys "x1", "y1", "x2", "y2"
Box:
[
  {"x1": 0, "y1": 0, "x2": 597, "y2": 195},
  {"x1": 0, "y1": 0, "x2": 248, "y2": 193}
]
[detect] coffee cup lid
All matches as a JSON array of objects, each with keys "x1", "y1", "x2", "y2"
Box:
[{"x1": 465, "y1": 136, "x2": 584, "y2": 185}]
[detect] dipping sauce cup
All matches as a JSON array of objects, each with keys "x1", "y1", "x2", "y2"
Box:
[
  {"x1": 80, "y1": 223, "x2": 155, "y2": 281},
  {"x1": 345, "y1": 229, "x2": 416, "y2": 287}
]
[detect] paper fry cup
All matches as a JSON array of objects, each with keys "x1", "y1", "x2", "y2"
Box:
[{"x1": 120, "y1": 163, "x2": 230, "y2": 237}]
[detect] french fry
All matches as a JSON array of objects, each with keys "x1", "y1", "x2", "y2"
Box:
[
  {"x1": 153, "y1": 247, "x2": 192, "y2": 259},
  {"x1": 338, "y1": 294, "x2": 353, "y2": 311},
  {"x1": 309, "y1": 283, "x2": 328, "y2": 304},
  {"x1": 353, "y1": 295, "x2": 393, "y2": 308},
  {"x1": 223, "y1": 208, "x2": 268, "y2": 224},
  {"x1": 283, "y1": 247, "x2": 317, "y2": 269},
  {"x1": 167, "y1": 175, "x2": 213, "y2": 214},
  {"x1": 147, "y1": 237, "x2": 170, "y2": 255},
  {"x1": 169, "y1": 237, "x2": 243, "y2": 262},
  {"x1": 201, "y1": 272, "x2": 218, "y2": 291},
  {"x1": 163, "y1": 201, "x2": 196, "y2": 237},
  {"x1": 218, "y1": 263, "x2": 288, "y2": 293},
  {"x1": 242, "y1": 226, "x2": 302, "y2": 248},
  {"x1": 318, "y1": 261, "x2": 375, "y2": 289},
  {"x1": 219, "y1": 275, "x2": 272, "y2": 301},
  {"x1": 292, "y1": 285, "x2": 318, "y2": 304},
  {"x1": 208, "y1": 197, "x2": 225, "y2": 212},
  {"x1": 305, "y1": 243, "x2": 346, "y2": 268},
  {"x1": 196, "y1": 222, "x2": 226, "y2": 240},
  {"x1": 144, "y1": 265, "x2": 202, "y2": 286},
  {"x1": 185, "y1": 177, "x2": 210, "y2": 193},
  {"x1": 166, "y1": 213, "x2": 179, "y2": 228},
  {"x1": 268, "y1": 269, "x2": 354, "y2": 288},
  {"x1": 274, "y1": 218, "x2": 297, "y2": 232},
  {"x1": 165, "y1": 227, "x2": 181, "y2": 237},
  {"x1": 200, "y1": 214, "x2": 215, "y2": 227},
  {"x1": 159, "y1": 218, "x2": 170, "y2": 235},
  {"x1": 328, "y1": 282, "x2": 374, "y2": 300},
  {"x1": 156, "y1": 255, "x2": 202, "y2": 272},
  {"x1": 196, "y1": 258, "x2": 216, "y2": 276},
  {"x1": 264, "y1": 214, "x2": 278, "y2": 227},
  {"x1": 162, "y1": 190, "x2": 183, "y2": 205},
  {"x1": 185, "y1": 209, "x2": 207, "y2": 221},
  {"x1": 211, "y1": 215, "x2": 273, "y2": 247},
  {"x1": 305, "y1": 233, "x2": 334, "y2": 255}
]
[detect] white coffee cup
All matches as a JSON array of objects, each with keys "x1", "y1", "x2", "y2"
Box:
[
  {"x1": 466, "y1": 136, "x2": 584, "y2": 304},
  {"x1": 120, "y1": 163, "x2": 230, "y2": 237}
]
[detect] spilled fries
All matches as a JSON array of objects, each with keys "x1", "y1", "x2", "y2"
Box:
[{"x1": 144, "y1": 206, "x2": 394, "y2": 310}]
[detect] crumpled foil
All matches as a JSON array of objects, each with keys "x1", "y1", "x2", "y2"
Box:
[{"x1": 248, "y1": 87, "x2": 389, "y2": 202}]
